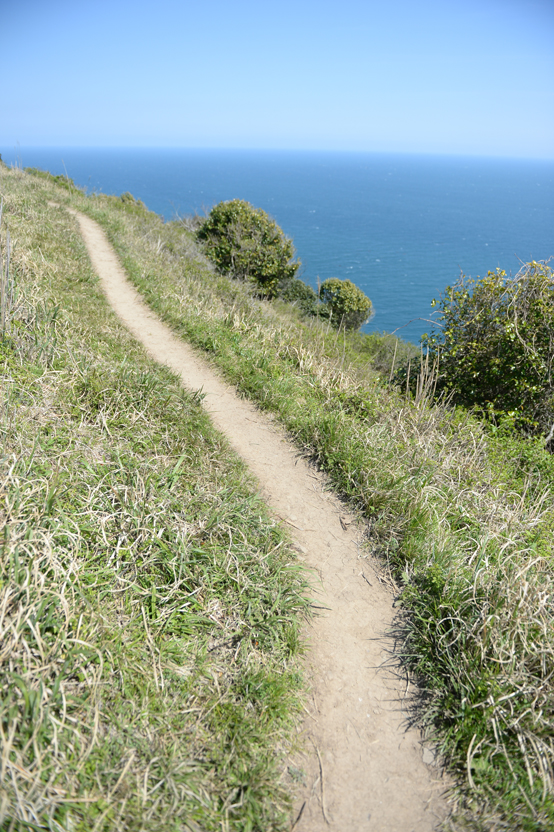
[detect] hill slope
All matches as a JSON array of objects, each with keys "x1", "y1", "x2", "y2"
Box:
[
  {"x1": 2, "y1": 165, "x2": 554, "y2": 831},
  {"x1": 1, "y1": 167, "x2": 310, "y2": 831}
]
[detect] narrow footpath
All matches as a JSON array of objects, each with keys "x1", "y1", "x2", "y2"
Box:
[{"x1": 67, "y1": 206, "x2": 448, "y2": 831}]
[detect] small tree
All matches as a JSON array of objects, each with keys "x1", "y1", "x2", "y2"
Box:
[
  {"x1": 424, "y1": 260, "x2": 554, "y2": 438},
  {"x1": 319, "y1": 278, "x2": 372, "y2": 331},
  {"x1": 196, "y1": 199, "x2": 299, "y2": 298}
]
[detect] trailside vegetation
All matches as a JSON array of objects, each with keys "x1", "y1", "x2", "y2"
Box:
[
  {"x1": 10, "y1": 166, "x2": 554, "y2": 831},
  {"x1": 276, "y1": 277, "x2": 319, "y2": 317},
  {"x1": 90, "y1": 184, "x2": 554, "y2": 830},
  {"x1": 196, "y1": 199, "x2": 299, "y2": 298},
  {"x1": 423, "y1": 260, "x2": 554, "y2": 440},
  {"x1": 0, "y1": 169, "x2": 308, "y2": 832},
  {"x1": 196, "y1": 200, "x2": 374, "y2": 332},
  {"x1": 319, "y1": 277, "x2": 373, "y2": 330}
]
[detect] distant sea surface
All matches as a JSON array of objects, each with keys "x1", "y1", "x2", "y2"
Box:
[{"x1": 5, "y1": 147, "x2": 553, "y2": 344}]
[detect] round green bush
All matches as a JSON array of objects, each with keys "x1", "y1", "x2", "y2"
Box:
[
  {"x1": 196, "y1": 199, "x2": 300, "y2": 298},
  {"x1": 424, "y1": 260, "x2": 554, "y2": 437},
  {"x1": 319, "y1": 278, "x2": 372, "y2": 331}
]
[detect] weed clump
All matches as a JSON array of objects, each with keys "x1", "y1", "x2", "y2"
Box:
[
  {"x1": 277, "y1": 277, "x2": 319, "y2": 316},
  {"x1": 24, "y1": 167, "x2": 80, "y2": 192}
]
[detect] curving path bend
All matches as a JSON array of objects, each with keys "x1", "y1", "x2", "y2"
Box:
[{"x1": 66, "y1": 205, "x2": 449, "y2": 832}]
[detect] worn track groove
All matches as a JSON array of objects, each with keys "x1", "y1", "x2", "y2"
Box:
[{"x1": 69, "y1": 206, "x2": 448, "y2": 831}]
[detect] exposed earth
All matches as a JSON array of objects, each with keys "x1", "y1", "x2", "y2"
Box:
[{"x1": 65, "y1": 205, "x2": 449, "y2": 831}]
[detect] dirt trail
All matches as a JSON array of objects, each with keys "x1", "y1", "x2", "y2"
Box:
[{"x1": 67, "y1": 206, "x2": 448, "y2": 831}]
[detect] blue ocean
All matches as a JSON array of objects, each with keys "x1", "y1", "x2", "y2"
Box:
[{"x1": 5, "y1": 147, "x2": 553, "y2": 344}]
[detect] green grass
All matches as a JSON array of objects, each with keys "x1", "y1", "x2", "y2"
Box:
[
  {"x1": 65, "y1": 176, "x2": 554, "y2": 831},
  {"x1": 0, "y1": 167, "x2": 309, "y2": 831},
  {"x1": 5, "y1": 165, "x2": 554, "y2": 831}
]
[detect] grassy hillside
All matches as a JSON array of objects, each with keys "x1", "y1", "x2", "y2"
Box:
[
  {"x1": 0, "y1": 167, "x2": 308, "y2": 831},
  {"x1": 2, "y1": 164, "x2": 554, "y2": 831}
]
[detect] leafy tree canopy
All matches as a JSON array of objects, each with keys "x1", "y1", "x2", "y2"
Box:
[
  {"x1": 423, "y1": 260, "x2": 554, "y2": 438},
  {"x1": 319, "y1": 278, "x2": 372, "y2": 331},
  {"x1": 196, "y1": 199, "x2": 299, "y2": 297}
]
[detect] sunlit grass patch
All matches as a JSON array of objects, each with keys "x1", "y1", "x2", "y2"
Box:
[
  {"x1": 60, "y1": 177, "x2": 554, "y2": 831},
  {"x1": 0, "y1": 167, "x2": 308, "y2": 831}
]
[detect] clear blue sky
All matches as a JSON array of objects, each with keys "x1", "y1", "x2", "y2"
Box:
[{"x1": 2, "y1": 0, "x2": 553, "y2": 158}]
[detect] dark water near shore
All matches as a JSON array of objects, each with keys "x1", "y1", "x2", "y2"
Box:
[{"x1": 5, "y1": 147, "x2": 553, "y2": 343}]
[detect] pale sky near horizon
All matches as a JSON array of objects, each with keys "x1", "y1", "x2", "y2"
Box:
[{"x1": 2, "y1": 0, "x2": 553, "y2": 159}]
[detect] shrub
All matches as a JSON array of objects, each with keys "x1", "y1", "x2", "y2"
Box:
[
  {"x1": 319, "y1": 278, "x2": 372, "y2": 331},
  {"x1": 423, "y1": 260, "x2": 554, "y2": 438},
  {"x1": 120, "y1": 191, "x2": 147, "y2": 209},
  {"x1": 196, "y1": 199, "x2": 300, "y2": 298},
  {"x1": 277, "y1": 277, "x2": 319, "y2": 315},
  {"x1": 25, "y1": 168, "x2": 78, "y2": 191}
]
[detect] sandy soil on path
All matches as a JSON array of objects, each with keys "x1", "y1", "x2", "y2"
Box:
[{"x1": 66, "y1": 206, "x2": 449, "y2": 831}]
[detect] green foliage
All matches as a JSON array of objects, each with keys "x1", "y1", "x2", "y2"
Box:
[
  {"x1": 0, "y1": 172, "x2": 308, "y2": 832},
  {"x1": 319, "y1": 278, "x2": 372, "y2": 331},
  {"x1": 21, "y1": 167, "x2": 554, "y2": 829},
  {"x1": 424, "y1": 261, "x2": 554, "y2": 437},
  {"x1": 196, "y1": 199, "x2": 300, "y2": 298},
  {"x1": 25, "y1": 167, "x2": 79, "y2": 192},
  {"x1": 119, "y1": 191, "x2": 148, "y2": 212},
  {"x1": 276, "y1": 277, "x2": 319, "y2": 315},
  {"x1": 347, "y1": 330, "x2": 419, "y2": 376}
]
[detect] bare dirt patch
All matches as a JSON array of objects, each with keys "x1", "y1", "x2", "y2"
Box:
[{"x1": 68, "y1": 206, "x2": 449, "y2": 831}]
